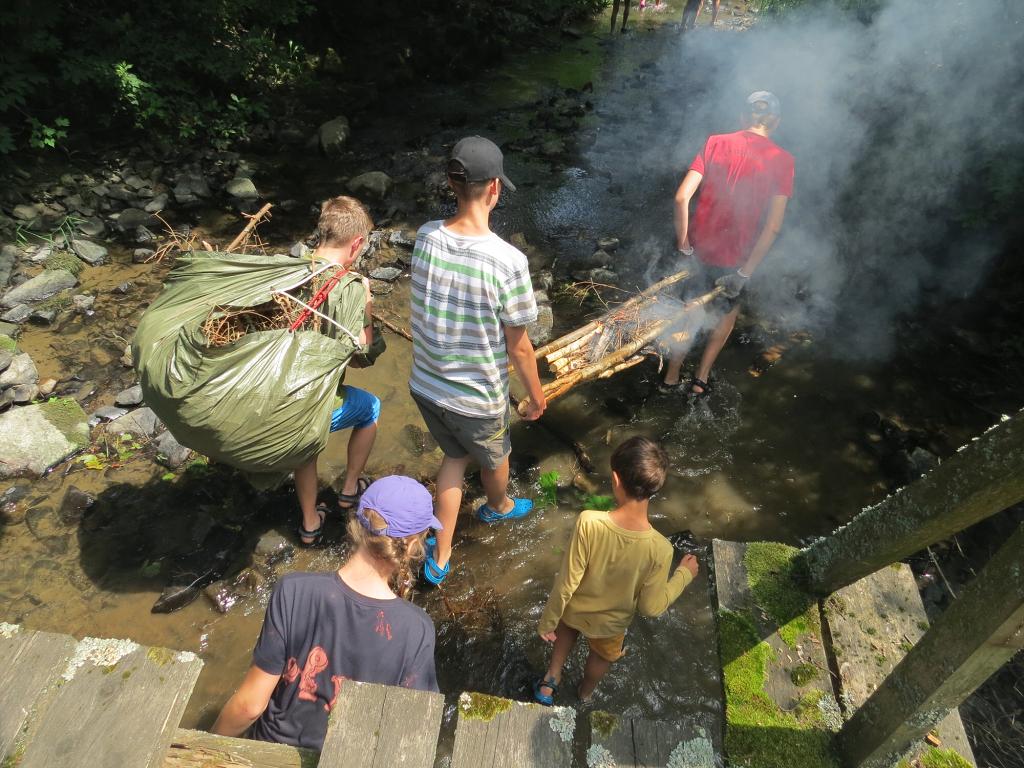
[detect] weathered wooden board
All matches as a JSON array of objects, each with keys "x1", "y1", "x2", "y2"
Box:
[
  {"x1": 825, "y1": 563, "x2": 976, "y2": 766},
  {"x1": 318, "y1": 681, "x2": 444, "y2": 768},
  {"x1": 450, "y1": 692, "x2": 575, "y2": 768},
  {"x1": 163, "y1": 728, "x2": 318, "y2": 768},
  {"x1": 712, "y1": 540, "x2": 837, "y2": 716},
  {"x1": 18, "y1": 638, "x2": 203, "y2": 768},
  {"x1": 589, "y1": 711, "x2": 717, "y2": 767},
  {"x1": 0, "y1": 624, "x2": 78, "y2": 759}
]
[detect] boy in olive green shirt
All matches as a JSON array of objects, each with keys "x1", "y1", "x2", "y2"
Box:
[{"x1": 535, "y1": 437, "x2": 699, "y2": 704}]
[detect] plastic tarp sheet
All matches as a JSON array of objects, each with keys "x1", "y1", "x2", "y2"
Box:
[{"x1": 133, "y1": 251, "x2": 365, "y2": 485}]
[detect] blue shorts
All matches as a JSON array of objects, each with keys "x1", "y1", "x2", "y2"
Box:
[{"x1": 330, "y1": 386, "x2": 380, "y2": 431}]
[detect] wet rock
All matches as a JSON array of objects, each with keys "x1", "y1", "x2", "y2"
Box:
[
  {"x1": 154, "y1": 430, "x2": 191, "y2": 468},
  {"x1": 144, "y1": 193, "x2": 169, "y2": 213},
  {"x1": 0, "y1": 244, "x2": 17, "y2": 289},
  {"x1": 59, "y1": 486, "x2": 94, "y2": 525},
  {"x1": 0, "y1": 353, "x2": 37, "y2": 389},
  {"x1": 71, "y1": 239, "x2": 108, "y2": 266},
  {"x1": 114, "y1": 384, "x2": 144, "y2": 406},
  {"x1": 597, "y1": 236, "x2": 620, "y2": 251},
  {"x1": 1, "y1": 305, "x2": 31, "y2": 324},
  {"x1": 0, "y1": 389, "x2": 15, "y2": 410},
  {"x1": 535, "y1": 269, "x2": 554, "y2": 292},
  {"x1": 12, "y1": 204, "x2": 40, "y2": 222},
  {"x1": 9, "y1": 384, "x2": 38, "y2": 403},
  {"x1": 88, "y1": 405, "x2": 128, "y2": 426},
  {"x1": 0, "y1": 349, "x2": 12, "y2": 374},
  {"x1": 106, "y1": 406, "x2": 160, "y2": 437},
  {"x1": 25, "y1": 505, "x2": 58, "y2": 540},
  {"x1": 37, "y1": 378, "x2": 57, "y2": 397},
  {"x1": 132, "y1": 248, "x2": 155, "y2": 264},
  {"x1": 226, "y1": 177, "x2": 258, "y2": 200},
  {"x1": 318, "y1": 116, "x2": 351, "y2": 156},
  {"x1": 113, "y1": 281, "x2": 134, "y2": 295},
  {"x1": 73, "y1": 380, "x2": 98, "y2": 403},
  {"x1": 105, "y1": 183, "x2": 137, "y2": 203},
  {"x1": 588, "y1": 268, "x2": 618, "y2": 283},
  {"x1": 510, "y1": 232, "x2": 529, "y2": 251},
  {"x1": 347, "y1": 171, "x2": 393, "y2": 200},
  {"x1": 77, "y1": 216, "x2": 106, "y2": 238},
  {"x1": 369, "y1": 266, "x2": 402, "y2": 281},
  {"x1": 540, "y1": 138, "x2": 566, "y2": 157},
  {"x1": 255, "y1": 531, "x2": 294, "y2": 564},
  {"x1": 526, "y1": 304, "x2": 554, "y2": 346},
  {"x1": 115, "y1": 208, "x2": 155, "y2": 231},
  {"x1": 72, "y1": 294, "x2": 95, "y2": 312},
  {"x1": 135, "y1": 226, "x2": 156, "y2": 244},
  {"x1": 908, "y1": 447, "x2": 938, "y2": 476},
  {"x1": 400, "y1": 424, "x2": 438, "y2": 456},
  {"x1": 123, "y1": 174, "x2": 148, "y2": 191},
  {"x1": 0, "y1": 399, "x2": 90, "y2": 478},
  {"x1": 120, "y1": 345, "x2": 133, "y2": 368},
  {"x1": 28, "y1": 307, "x2": 57, "y2": 325},
  {"x1": 368, "y1": 279, "x2": 393, "y2": 296},
  {"x1": 0, "y1": 269, "x2": 77, "y2": 308}
]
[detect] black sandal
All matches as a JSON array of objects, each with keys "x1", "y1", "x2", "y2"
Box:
[
  {"x1": 690, "y1": 377, "x2": 712, "y2": 398},
  {"x1": 337, "y1": 476, "x2": 371, "y2": 511},
  {"x1": 298, "y1": 504, "x2": 327, "y2": 547}
]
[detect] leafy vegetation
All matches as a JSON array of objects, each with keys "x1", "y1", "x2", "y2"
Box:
[
  {"x1": 539, "y1": 470, "x2": 560, "y2": 508},
  {"x1": 581, "y1": 493, "x2": 616, "y2": 511}
]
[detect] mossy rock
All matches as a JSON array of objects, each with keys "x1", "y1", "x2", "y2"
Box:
[
  {"x1": 44, "y1": 249, "x2": 84, "y2": 276},
  {"x1": 0, "y1": 334, "x2": 15, "y2": 353}
]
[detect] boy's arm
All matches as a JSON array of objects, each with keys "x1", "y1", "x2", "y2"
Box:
[
  {"x1": 637, "y1": 552, "x2": 698, "y2": 618},
  {"x1": 538, "y1": 518, "x2": 590, "y2": 637},
  {"x1": 504, "y1": 324, "x2": 546, "y2": 421},
  {"x1": 212, "y1": 665, "x2": 281, "y2": 737},
  {"x1": 673, "y1": 169, "x2": 703, "y2": 251},
  {"x1": 360, "y1": 278, "x2": 372, "y2": 348}
]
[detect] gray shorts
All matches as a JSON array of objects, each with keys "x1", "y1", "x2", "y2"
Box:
[{"x1": 411, "y1": 392, "x2": 511, "y2": 470}]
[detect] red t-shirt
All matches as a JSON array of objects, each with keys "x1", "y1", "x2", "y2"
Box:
[{"x1": 689, "y1": 130, "x2": 795, "y2": 268}]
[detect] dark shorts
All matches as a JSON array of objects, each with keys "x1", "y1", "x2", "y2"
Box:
[
  {"x1": 681, "y1": 257, "x2": 742, "y2": 313},
  {"x1": 411, "y1": 392, "x2": 511, "y2": 470}
]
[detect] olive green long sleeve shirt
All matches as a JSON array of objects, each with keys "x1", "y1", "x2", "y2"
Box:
[{"x1": 539, "y1": 510, "x2": 693, "y2": 638}]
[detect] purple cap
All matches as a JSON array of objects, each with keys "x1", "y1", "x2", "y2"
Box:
[{"x1": 356, "y1": 476, "x2": 441, "y2": 538}]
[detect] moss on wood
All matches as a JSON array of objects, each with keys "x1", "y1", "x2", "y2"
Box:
[
  {"x1": 718, "y1": 609, "x2": 839, "y2": 768},
  {"x1": 744, "y1": 542, "x2": 820, "y2": 647},
  {"x1": 897, "y1": 747, "x2": 974, "y2": 768},
  {"x1": 458, "y1": 691, "x2": 513, "y2": 722},
  {"x1": 790, "y1": 663, "x2": 817, "y2": 686},
  {"x1": 591, "y1": 710, "x2": 620, "y2": 738}
]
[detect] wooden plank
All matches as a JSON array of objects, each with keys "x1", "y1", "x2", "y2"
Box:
[
  {"x1": 0, "y1": 624, "x2": 78, "y2": 760},
  {"x1": 318, "y1": 681, "x2": 444, "y2": 768},
  {"x1": 450, "y1": 692, "x2": 575, "y2": 768},
  {"x1": 588, "y1": 712, "x2": 717, "y2": 767},
  {"x1": 803, "y1": 408, "x2": 1024, "y2": 594},
  {"x1": 824, "y1": 563, "x2": 976, "y2": 766},
  {"x1": 840, "y1": 523, "x2": 1024, "y2": 768},
  {"x1": 18, "y1": 638, "x2": 203, "y2": 768},
  {"x1": 163, "y1": 728, "x2": 318, "y2": 768}
]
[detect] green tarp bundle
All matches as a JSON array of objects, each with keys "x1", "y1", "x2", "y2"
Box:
[{"x1": 133, "y1": 251, "x2": 366, "y2": 485}]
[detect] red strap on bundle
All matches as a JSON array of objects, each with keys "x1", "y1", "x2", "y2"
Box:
[{"x1": 288, "y1": 267, "x2": 347, "y2": 332}]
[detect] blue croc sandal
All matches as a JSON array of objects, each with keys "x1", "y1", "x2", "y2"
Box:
[
  {"x1": 533, "y1": 676, "x2": 558, "y2": 706},
  {"x1": 477, "y1": 498, "x2": 533, "y2": 524},
  {"x1": 423, "y1": 535, "x2": 450, "y2": 586}
]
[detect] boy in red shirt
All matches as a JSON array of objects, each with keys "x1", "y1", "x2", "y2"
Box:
[{"x1": 662, "y1": 91, "x2": 795, "y2": 395}]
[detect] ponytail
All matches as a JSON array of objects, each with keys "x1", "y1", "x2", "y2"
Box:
[{"x1": 347, "y1": 509, "x2": 427, "y2": 598}]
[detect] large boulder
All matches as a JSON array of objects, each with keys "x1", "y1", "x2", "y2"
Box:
[
  {"x1": 225, "y1": 177, "x2": 258, "y2": 200},
  {"x1": 526, "y1": 304, "x2": 554, "y2": 346},
  {"x1": 0, "y1": 353, "x2": 37, "y2": 389},
  {"x1": 114, "y1": 208, "x2": 155, "y2": 231},
  {"x1": 347, "y1": 171, "x2": 393, "y2": 200},
  {"x1": 318, "y1": 116, "x2": 351, "y2": 156},
  {"x1": 0, "y1": 398, "x2": 90, "y2": 478},
  {"x1": 0, "y1": 269, "x2": 77, "y2": 308}
]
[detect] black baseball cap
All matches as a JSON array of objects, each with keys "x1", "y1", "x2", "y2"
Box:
[{"x1": 448, "y1": 136, "x2": 516, "y2": 193}]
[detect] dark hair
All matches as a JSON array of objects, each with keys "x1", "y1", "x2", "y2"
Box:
[
  {"x1": 743, "y1": 102, "x2": 779, "y2": 130},
  {"x1": 610, "y1": 436, "x2": 669, "y2": 500},
  {"x1": 446, "y1": 160, "x2": 491, "y2": 201}
]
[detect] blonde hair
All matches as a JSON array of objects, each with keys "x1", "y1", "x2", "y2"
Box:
[
  {"x1": 347, "y1": 508, "x2": 428, "y2": 598},
  {"x1": 317, "y1": 195, "x2": 374, "y2": 248}
]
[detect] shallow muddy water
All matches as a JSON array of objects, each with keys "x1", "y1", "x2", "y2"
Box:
[{"x1": 0, "y1": 2, "x2": 1010, "y2": 753}]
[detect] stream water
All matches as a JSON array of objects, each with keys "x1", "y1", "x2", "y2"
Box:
[{"x1": 0, "y1": 1, "x2": 1015, "y2": 759}]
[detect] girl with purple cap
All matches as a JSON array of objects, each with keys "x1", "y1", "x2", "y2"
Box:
[{"x1": 213, "y1": 476, "x2": 442, "y2": 751}]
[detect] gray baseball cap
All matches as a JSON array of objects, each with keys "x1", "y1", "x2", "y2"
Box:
[
  {"x1": 746, "y1": 91, "x2": 781, "y2": 116},
  {"x1": 448, "y1": 136, "x2": 516, "y2": 192}
]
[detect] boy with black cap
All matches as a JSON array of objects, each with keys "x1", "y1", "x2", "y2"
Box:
[
  {"x1": 409, "y1": 135, "x2": 547, "y2": 586},
  {"x1": 661, "y1": 90, "x2": 795, "y2": 396}
]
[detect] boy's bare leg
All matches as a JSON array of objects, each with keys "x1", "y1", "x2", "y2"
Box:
[
  {"x1": 662, "y1": 353, "x2": 686, "y2": 386},
  {"x1": 340, "y1": 422, "x2": 377, "y2": 499},
  {"x1": 621, "y1": 0, "x2": 630, "y2": 31},
  {"x1": 433, "y1": 454, "x2": 470, "y2": 568},
  {"x1": 578, "y1": 650, "x2": 614, "y2": 701},
  {"x1": 710, "y1": 0, "x2": 721, "y2": 24},
  {"x1": 480, "y1": 456, "x2": 515, "y2": 515},
  {"x1": 692, "y1": 305, "x2": 739, "y2": 393},
  {"x1": 295, "y1": 457, "x2": 321, "y2": 538},
  {"x1": 541, "y1": 621, "x2": 579, "y2": 696},
  {"x1": 611, "y1": 0, "x2": 621, "y2": 32}
]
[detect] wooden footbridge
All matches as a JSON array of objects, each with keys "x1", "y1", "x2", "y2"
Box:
[{"x1": 2, "y1": 409, "x2": 1023, "y2": 768}]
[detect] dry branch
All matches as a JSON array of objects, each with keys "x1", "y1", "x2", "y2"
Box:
[{"x1": 225, "y1": 203, "x2": 273, "y2": 253}]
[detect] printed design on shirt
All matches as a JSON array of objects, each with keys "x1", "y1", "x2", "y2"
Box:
[
  {"x1": 297, "y1": 646, "x2": 329, "y2": 701},
  {"x1": 326, "y1": 674, "x2": 347, "y2": 713},
  {"x1": 374, "y1": 610, "x2": 393, "y2": 641},
  {"x1": 281, "y1": 656, "x2": 300, "y2": 684}
]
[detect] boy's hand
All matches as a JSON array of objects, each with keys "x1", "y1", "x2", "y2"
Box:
[
  {"x1": 678, "y1": 554, "x2": 699, "y2": 579},
  {"x1": 539, "y1": 630, "x2": 557, "y2": 643}
]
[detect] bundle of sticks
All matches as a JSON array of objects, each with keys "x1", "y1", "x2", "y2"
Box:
[{"x1": 516, "y1": 269, "x2": 723, "y2": 415}]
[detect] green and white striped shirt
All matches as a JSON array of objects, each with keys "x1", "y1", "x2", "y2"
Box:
[{"x1": 409, "y1": 221, "x2": 538, "y2": 418}]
